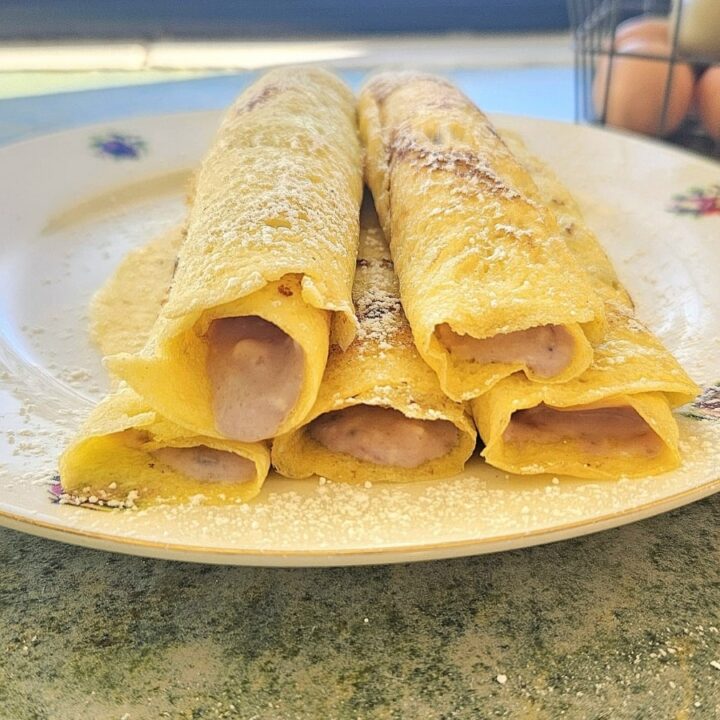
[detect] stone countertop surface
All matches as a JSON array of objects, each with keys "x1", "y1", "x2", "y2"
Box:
[{"x1": 2, "y1": 494, "x2": 719, "y2": 720}]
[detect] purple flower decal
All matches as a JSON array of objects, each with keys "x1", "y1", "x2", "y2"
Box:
[
  {"x1": 48, "y1": 474, "x2": 138, "y2": 510},
  {"x1": 48, "y1": 476, "x2": 63, "y2": 502},
  {"x1": 668, "y1": 185, "x2": 720, "y2": 217},
  {"x1": 682, "y1": 383, "x2": 720, "y2": 421},
  {"x1": 91, "y1": 132, "x2": 147, "y2": 160}
]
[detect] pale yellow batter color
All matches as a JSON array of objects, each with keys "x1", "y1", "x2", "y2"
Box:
[
  {"x1": 358, "y1": 72, "x2": 606, "y2": 401},
  {"x1": 108, "y1": 67, "x2": 363, "y2": 440},
  {"x1": 62, "y1": 229, "x2": 271, "y2": 506},
  {"x1": 272, "y1": 200, "x2": 476, "y2": 484},
  {"x1": 469, "y1": 132, "x2": 700, "y2": 479}
]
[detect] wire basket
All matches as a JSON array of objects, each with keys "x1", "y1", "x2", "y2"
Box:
[{"x1": 569, "y1": 0, "x2": 720, "y2": 157}]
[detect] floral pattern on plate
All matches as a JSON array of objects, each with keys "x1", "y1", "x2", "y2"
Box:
[
  {"x1": 682, "y1": 384, "x2": 720, "y2": 421},
  {"x1": 668, "y1": 185, "x2": 720, "y2": 217},
  {"x1": 91, "y1": 133, "x2": 147, "y2": 160}
]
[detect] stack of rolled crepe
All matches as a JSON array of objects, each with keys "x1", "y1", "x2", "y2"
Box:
[
  {"x1": 61, "y1": 67, "x2": 700, "y2": 505},
  {"x1": 60, "y1": 226, "x2": 274, "y2": 505},
  {"x1": 60, "y1": 67, "x2": 363, "y2": 503},
  {"x1": 358, "y1": 71, "x2": 699, "y2": 479},
  {"x1": 470, "y1": 132, "x2": 699, "y2": 478},
  {"x1": 272, "y1": 197, "x2": 477, "y2": 483}
]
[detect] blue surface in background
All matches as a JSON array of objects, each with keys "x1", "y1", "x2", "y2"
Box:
[
  {"x1": 1, "y1": 0, "x2": 570, "y2": 39},
  {"x1": 0, "y1": 67, "x2": 574, "y2": 146}
]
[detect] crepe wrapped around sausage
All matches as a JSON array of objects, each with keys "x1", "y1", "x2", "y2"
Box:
[
  {"x1": 470, "y1": 133, "x2": 699, "y2": 479},
  {"x1": 358, "y1": 72, "x2": 605, "y2": 402},
  {"x1": 108, "y1": 67, "x2": 363, "y2": 442},
  {"x1": 59, "y1": 386, "x2": 270, "y2": 505},
  {"x1": 272, "y1": 199, "x2": 476, "y2": 484}
]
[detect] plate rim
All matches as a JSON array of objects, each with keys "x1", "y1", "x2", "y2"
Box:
[{"x1": 2, "y1": 475, "x2": 719, "y2": 565}]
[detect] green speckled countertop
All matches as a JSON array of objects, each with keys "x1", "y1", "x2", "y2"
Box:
[{"x1": 2, "y1": 494, "x2": 720, "y2": 719}]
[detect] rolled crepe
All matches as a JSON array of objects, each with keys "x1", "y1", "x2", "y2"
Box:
[
  {"x1": 108, "y1": 67, "x2": 363, "y2": 442},
  {"x1": 272, "y1": 198, "x2": 477, "y2": 483},
  {"x1": 59, "y1": 386, "x2": 270, "y2": 505},
  {"x1": 470, "y1": 133, "x2": 699, "y2": 479},
  {"x1": 358, "y1": 72, "x2": 605, "y2": 402}
]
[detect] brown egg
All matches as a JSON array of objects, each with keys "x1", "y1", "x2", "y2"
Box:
[
  {"x1": 612, "y1": 15, "x2": 670, "y2": 48},
  {"x1": 696, "y1": 66, "x2": 720, "y2": 140},
  {"x1": 593, "y1": 40, "x2": 694, "y2": 136}
]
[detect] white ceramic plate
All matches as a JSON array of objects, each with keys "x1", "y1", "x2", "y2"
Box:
[{"x1": 0, "y1": 111, "x2": 718, "y2": 566}]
